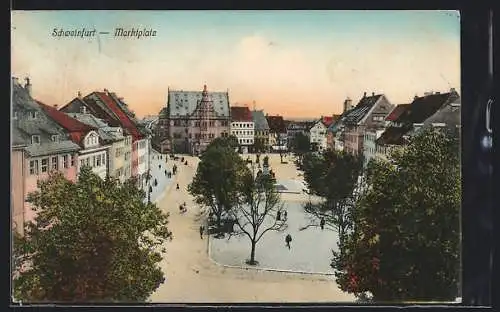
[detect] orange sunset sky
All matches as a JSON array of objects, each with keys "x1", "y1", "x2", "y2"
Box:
[{"x1": 11, "y1": 10, "x2": 460, "y2": 119}]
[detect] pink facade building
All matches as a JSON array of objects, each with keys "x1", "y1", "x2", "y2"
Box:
[
  {"x1": 158, "y1": 85, "x2": 231, "y2": 155},
  {"x1": 11, "y1": 78, "x2": 80, "y2": 231}
]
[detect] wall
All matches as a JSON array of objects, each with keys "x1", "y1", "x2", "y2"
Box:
[
  {"x1": 24, "y1": 152, "x2": 79, "y2": 224},
  {"x1": 77, "y1": 149, "x2": 108, "y2": 179},
  {"x1": 231, "y1": 121, "x2": 255, "y2": 146},
  {"x1": 11, "y1": 149, "x2": 25, "y2": 235}
]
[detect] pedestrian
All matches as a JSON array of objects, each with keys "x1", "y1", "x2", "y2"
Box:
[
  {"x1": 176, "y1": 183, "x2": 180, "y2": 190},
  {"x1": 164, "y1": 169, "x2": 167, "y2": 176},
  {"x1": 199, "y1": 225, "x2": 204, "y2": 239},
  {"x1": 285, "y1": 234, "x2": 292, "y2": 249},
  {"x1": 179, "y1": 204, "x2": 184, "y2": 213},
  {"x1": 276, "y1": 211, "x2": 281, "y2": 221},
  {"x1": 283, "y1": 210, "x2": 288, "y2": 221},
  {"x1": 320, "y1": 217, "x2": 325, "y2": 230}
]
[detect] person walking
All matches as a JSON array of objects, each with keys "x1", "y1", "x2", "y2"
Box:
[
  {"x1": 199, "y1": 225, "x2": 204, "y2": 239},
  {"x1": 320, "y1": 217, "x2": 325, "y2": 230},
  {"x1": 176, "y1": 183, "x2": 180, "y2": 190},
  {"x1": 283, "y1": 210, "x2": 288, "y2": 221},
  {"x1": 285, "y1": 234, "x2": 292, "y2": 249}
]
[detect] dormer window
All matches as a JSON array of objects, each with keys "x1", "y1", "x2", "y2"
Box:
[
  {"x1": 29, "y1": 111, "x2": 38, "y2": 120},
  {"x1": 31, "y1": 135, "x2": 41, "y2": 145},
  {"x1": 51, "y1": 135, "x2": 60, "y2": 142}
]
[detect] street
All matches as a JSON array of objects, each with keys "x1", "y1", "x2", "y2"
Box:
[{"x1": 149, "y1": 153, "x2": 355, "y2": 303}]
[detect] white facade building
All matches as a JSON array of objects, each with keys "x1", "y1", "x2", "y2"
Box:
[
  {"x1": 136, "y1": 137, "x2": 150, "y2": 189},
  {"x1": 363, "y1": 129, "x2": 385, "y2": 167},
  {"x1": 309, "y1": 120, "x2": 328, "y2": 152},
  {"x1": 231, "y1": 121, "x2": 255, "y2": 153},
  {"x1": 77, "y1": 130, "x2": 109, "y2": 179}
]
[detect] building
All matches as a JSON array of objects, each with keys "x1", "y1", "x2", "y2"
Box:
[
  {"x1": 252, "y1": 109, "x2": 270, "y2": 152},
  {"x1": 266, "y1": 115, "x2": 288, "y2": 152},
  {"x1": 342, "y1": 92, "x2": 394, "y2": 156},
  {"x1": 373, "y1": 104, "x2": 410, "y2": 159},
  {"x1": 12, "y1": 78, "x2": 80, "y2": 227},
  {"x1": 230, "y1": 106, "x2": 254, "y2": 153},
  {"x1": 12, "y1": 129, "x2": 27, "y2": 235},
  {"x1": 39, "y1": 102, "x2": 109, "y2": 180},
  {"x1": 286, "y1": 121, "x2": 314, "y2": 150},
  {"x1": 157, "y1": 85, "x2": 231, "y2": 155},
  {"x1": 66, "y1": 113, "x2": 133, "y2": 183},
  {"x1": 376, "y1": 89, "x2": 460, "y2": 158},
  {"x1": 363, "y1": 128, "x2": 385, "y2": 167},
  {"x1": 59, "y1": 89, "x2": 149, "y2": 187},
  {"x1": 310, "y1": 116, "x2": 337, "y2": 152}
]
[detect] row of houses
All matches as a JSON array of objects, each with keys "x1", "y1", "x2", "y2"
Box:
[
  {"x1": 11, "y1": 77, "x2": 152, "y2": 235},
  {"x1": 326, "y1": 89, "x2": 461, "y2": 167}
]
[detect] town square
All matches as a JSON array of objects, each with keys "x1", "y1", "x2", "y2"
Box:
[{"x1": 11, "y1": 10, "x2": 461, "y2": 303}]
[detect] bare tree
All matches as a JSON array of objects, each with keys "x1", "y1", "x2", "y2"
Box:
[{"x1": 228, "y1": 170, "x2": 287, "y2": 265}]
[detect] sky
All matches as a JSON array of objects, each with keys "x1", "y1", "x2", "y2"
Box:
[{"x1": 11, "y1": 10, "x2": 460, "y2": 118}]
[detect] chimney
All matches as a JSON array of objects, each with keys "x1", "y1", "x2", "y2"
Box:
[
  {"x1": 414, "y1": 95, "x2": 418, "y2": 100},
  {"x1": 24, "y1": 77, "x2": 32, "y2": 96},
  {"x1": 103, "y1": 88, "x2": 109, "y2": 94},
  {"x1": 77, "y1": 91, "x2": 82, "y2": 98},
  {"x1": 372, "y1": 92, "x2": 375, "y2": 96},
  {"x1": 53, "y1": 104, "x2": 58, "y2": 109},
  {"x1": 363, "y1": 92, "x2": 367, "y2": 98},
  {"x1": 450, "y1": 87, "x2": 456, "y2": 93},
  {"x1": 343, "y1": 97, "x2": 353, "y2": 113}
]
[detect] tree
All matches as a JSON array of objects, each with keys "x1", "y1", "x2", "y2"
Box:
[
  {"x1": 229, "y1": 167, "x2": 287, "y2": 265},
  {"x1": 188, "y1": 138, "x2": 247, "y2": 236},
  {"x1": 292, "y1": 133, "x2": 310, "y2": 161},
  {"x1": 13, "y1": 167, "x2": 173, "y2": 302},
  {"x1": 253, "y1": 138, "x2": 266, "y2": 154},
  {"x1": 331, "y1": 129, "x2": 460, "y2": 301},
  {"x1": 301, "y1": 150, "x2": 363, "y2": 248}
]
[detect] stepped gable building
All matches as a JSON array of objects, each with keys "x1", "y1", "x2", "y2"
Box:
[{"x1": 159, "y1": 84, "x2": 231, "y2": 155}]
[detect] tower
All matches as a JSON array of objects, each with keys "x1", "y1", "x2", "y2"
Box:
[
  {"x1": 199, "y1": 84, "x2": 213, "y2": 150},
  {"x1": 343, "y1": 97, "x2": 353, "y2": 112}
]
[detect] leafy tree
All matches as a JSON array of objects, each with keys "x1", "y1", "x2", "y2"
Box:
[
  {"x1": 301, "y1": 150, "x2": 363, "y2": 247},
  {"x1": 331, "y1": 129, "x2": 460, "y2": 301},
  {"x1": 13, "y1": 167, "x2": 173, "y2": 302},
  {"x1": 292, "y1": 133, "x2": 311, "y2": 161},
  {"x1": 229, "y1": 168, "x2": 286, "y2": 265},
  {"x1": 188, "y1": 139, "x2": 247, "y2": 236}
]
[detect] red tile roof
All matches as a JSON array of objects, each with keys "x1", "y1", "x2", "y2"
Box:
[
  {"x1": 385, "y1": 104, "x2": 410, "y2": 121},
  {"x1": 231, "y1": 106, "x2": 253, "y2": 122},
  {"x1": 94, "y1": 92, "x2": 142, "y2": 141},
  {"x1": 37, "y1": 100, "x2": 95, "y2": 145}
]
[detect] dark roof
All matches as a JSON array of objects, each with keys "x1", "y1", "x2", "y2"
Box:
[
  {"x1": 25, "y1": 140, "x2": 80, "y2": 157},
  {"x1": 231, "y1": 106, "x2": 252, "y2": 122},
  {"x1": 93, "y1": 92, "x2": 143, "y2": 141},
  {"x1": 266, "y1": 115, "x2": 287, "y2": 133},
  {"x1": 168, "y1": 87, "x2": 230, "y2": 118},
  {"x1": 385, "y1": 104, "x2": 410, "y2": 121},
  {"x1": 396, "y1": 92, "x2": 458, "y2": 124},
  {"x1": 377, "y1": 91, "x2": 459, "y2": 145},
  {"x1": 252, "y1": 110, "x2": 269, "y2": 130},
  {"x1": 343, "y1": 94, "x2": 383, "y2": 125}
]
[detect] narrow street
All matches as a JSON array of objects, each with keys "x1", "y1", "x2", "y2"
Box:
[{"x1": 150, "y1": 154, "x2": 355, "y2": 303}]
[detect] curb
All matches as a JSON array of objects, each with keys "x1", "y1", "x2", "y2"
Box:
[{"x1": 206, "y1": 234, "x2": 335, "y2": 277}]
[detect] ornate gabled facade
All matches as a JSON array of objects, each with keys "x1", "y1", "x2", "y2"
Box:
[{"x1": 158, "y1": 85, "x2": 231, "y2": 155}]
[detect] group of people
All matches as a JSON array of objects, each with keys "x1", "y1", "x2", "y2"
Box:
[
  {"x1": 179, "y1": 202, "x2": 188, "y2": 214},
  {"x1": 276, "y1": 210, "x2": 288, "y2": 222}
]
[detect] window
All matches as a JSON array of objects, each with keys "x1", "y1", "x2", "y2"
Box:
[
  {"x1": 125, "y1": 152, "x2": 130, "y2": 160},
  {"x1": 13, "y1": 111, "x2": 18, "y2": 120},
  {"x1": 63, "y1": 155, "x2": 69, "y2": 168},
  {"x1": 31, "y1": 135, "x2": 41, "y2": 145},
  {"x1": 92, "y1": 156, "x2": 96, "y2": 167},
  {"x1": 51, "y1": 156, "x2": 58, "y2": 170},
  {"x1": 51, "y1": 135, "x2": 59, "y2": 142},
  {"x1": 80, "y1": 159, "x2": 85, "y2": 168},
  {"x1": 85, "y1": 158, "x2": 90, "y2": 167},
  {"x1": 29, "y1": 111, "x2": 38, "y2": 120},
  {"x1": 96, "y1": 154, "x2": 101, "y2": 166},
  {"x1": 71, "y1": 155, "x2": 76, "y2": 166},
  {"x1": 29, "y1": 160, "x2": 39, "y2": 175},
  {"x1": 41, "y1": 158, "x2": 48, "y2": 173}
]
